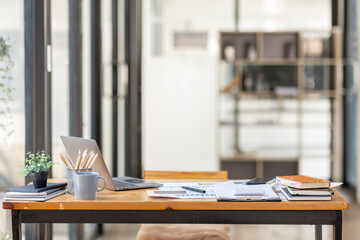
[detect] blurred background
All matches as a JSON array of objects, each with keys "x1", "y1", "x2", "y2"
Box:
[{"x1": 0, "y1": 0, "x2": 359, "y2": 239}]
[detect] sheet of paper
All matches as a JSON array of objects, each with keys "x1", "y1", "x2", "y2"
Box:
[
  {"x1": 214, "y1": 182, "x2": 280, "y2": 201},
  {"x1": 330, "y1": 182, "x2": 343, "y2": 188},
  {"x1": 146, "y1": 182, "x2": 217, "y2": 199},
  {"x1": 157, "y1": 182, "x2": 216, "y2": 189}
]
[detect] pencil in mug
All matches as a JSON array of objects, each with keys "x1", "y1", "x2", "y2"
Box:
[
  {"x1": 59, "y1": 153, "x2": 71, "y2": 168},
  {"x1": 80, "y1": 149, "x2": 89, "y2": 168},
  {"x1": 75, "y1": 150, "x2": 82, "y2": 169},
  {"x1": 78, "y1": 151, "x2": 86, "y2": 169},
  {"x1": 85, "y1": 150, "x2": 93, "y2": 169},
  {"x1": 81, "y1": 151, "x2": 93, "y2": 169},
  {"x1": 84, "y1": 152, "x2": 96, "y2": 169},
  {"x1": 87, "y1": 153, "x2": 98, "y2": 168},
  {"x1": 58, "y1": 153, "x2": 66, "y2": 167},
  {"x1": 84, "y1": 152, "x2": 95, "y2": 168},
  {"x1": 64, "y1": 153, "x2": 75, "y2": 168},
  {"x1": 63, "y1": 153, "x2": 75, "y2": 169},
  {"x1": 85, "y1": 150, "x2": 92, "y2": 168}
]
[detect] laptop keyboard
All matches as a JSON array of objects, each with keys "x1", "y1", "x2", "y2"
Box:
[{"x1": 113, "y1": 180, "x2": 137, "y2": 189}]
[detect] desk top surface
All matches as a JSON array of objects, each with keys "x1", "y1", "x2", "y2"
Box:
[{"x1": 2, "y1": 180, "x2": 349, "y2": 211}]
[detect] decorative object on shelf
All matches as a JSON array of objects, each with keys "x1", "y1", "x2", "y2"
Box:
[
  {"x1": 304, "y1": 38, "x2": 324, "y2": 57},
  {"x1": 224, "y1": 45, "x2": 236, "y2": 62},
  {"x1": 304, "y1": 76, "x2": 315, "y2": 90},
  {"x1": 274, "y1": 86, "x2": 298, "y2": 96},
  {"x1": 245, "y1": 42, "x2": 257, "y2": 61},
  {"x1": 255, "y1": 73, "x2": 269, "y2": 92},
  {"x1": 284, "y1": 41, "x2": 296, "y2": 58},
  {"x1": 0, "y1": 36, "x2": 15, "y2": 142},
  {"x1": 20, "y1": 150, "x2": 55, "y2": 188},
  {"x1": 304, "y1": 65, "x2": 333, "y2": 91},
  {"x1": 243, "y1": 73, "x2": 254, "y2": 91},
  {"x1": 304, "y1": 69, "x2": 316, "y2": 90}
]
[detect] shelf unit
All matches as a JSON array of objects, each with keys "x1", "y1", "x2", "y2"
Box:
[{"x1": 218, "y1": 28, "x2": 342, "y2": 180}]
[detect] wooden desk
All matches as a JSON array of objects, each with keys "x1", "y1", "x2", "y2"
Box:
[{"x1": 3, "y1": 180, "x2": 349, "y2": 240}]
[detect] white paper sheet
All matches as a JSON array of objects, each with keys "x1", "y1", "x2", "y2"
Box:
[
  {"x1": 146, "y1": 182, "x2": 217, "y2": 199},
  {"x1": 214, "y1": 182, "x2": 280, "y2": 201},
  {"x1": 330, "y1": 182, "x2": 343, "y2": 188}
]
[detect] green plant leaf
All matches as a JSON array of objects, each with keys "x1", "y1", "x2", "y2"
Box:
[{"x1": 20, "y1": 150, "x2": 54, "y2": 175}]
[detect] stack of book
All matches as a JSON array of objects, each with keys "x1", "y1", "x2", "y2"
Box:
[
  {"x1": 4, "y1": 182, "x2": 66, "y2": 202},
  {"x1": 276, "y1": 175, "x2": 332, "y2": 201}
]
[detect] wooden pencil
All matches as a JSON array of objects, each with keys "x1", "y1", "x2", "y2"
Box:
[
  {"x1": 59, "y1": 153, "x2": 71, "y2": 168},
  {"x1": 84, "y1": 152, "x2": 95, "y2": 169},
  {"x1": 88, "y1": 153, "x2": 98, "y2": 168},
  {"x1": 75, "y1": 150, "x2": 82, "y2": 169},
  {"x1": 75, "y1": 150, "x2": 81, "y2": 169},
  {"x1": 82, "y1": 151, "x2": 93, "y2": 169},
  {"x1": 80, "y1": 149, "x2": 89, "y2": 168},
  {"x1": 64, "y1": 153, "x2": 75, "y2": 168}
]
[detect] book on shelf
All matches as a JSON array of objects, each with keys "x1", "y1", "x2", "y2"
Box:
[
  {"x1": 4, "y1": 188, "x2": 66, "y2": 202},
  {"x1": 286, "y1": 186, "x2": 332, "y2": 196},
  {"x1": 281, "y1": 188, "x2": 331, "y2": 201},
  {"x1": 276, "y1": 175, "x2": 330, "y2": 189}
]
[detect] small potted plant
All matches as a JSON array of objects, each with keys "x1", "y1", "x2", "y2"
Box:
[{"x1": 20, "y1": 150, "x2": 54, "y2": 188}]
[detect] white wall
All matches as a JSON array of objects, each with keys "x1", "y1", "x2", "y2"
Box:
[
  {"x1": 240, "y1": 0, "x2": 331, "y2": 31},
  {"x1": 142, "y1": 0, "x2": 234, "y2": 171}
]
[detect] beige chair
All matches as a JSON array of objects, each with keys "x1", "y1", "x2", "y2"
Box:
[
  {"x1": 136, "y1": 171, "x2": 230, "y2": 240},
  {"x1": 143, "y1": 170, "x2": 228, "y2": 180}
]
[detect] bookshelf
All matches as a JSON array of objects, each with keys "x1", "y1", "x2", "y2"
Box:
[{"x1": 218, "y1": 28, "x2": 342, "y2": 180}]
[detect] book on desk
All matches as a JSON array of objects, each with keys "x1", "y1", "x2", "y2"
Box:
[
  {"x1": 276, "y1": 175, "x2": 330, "y2": 189},
  {"x1": 281, "y1": 187, "x2": 332, "y2": 201},
  {"x1": 4, "y1": 182, "x2": 66, "y2": 202},
  {"x1": 276, "y1": 175, "x2": 334, "y2": 201}
]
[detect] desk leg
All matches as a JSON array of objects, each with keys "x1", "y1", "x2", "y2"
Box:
[
  {"x1": 333, "y1": 211, "x2": 342, "y2": 240},
  {"x1": 45, "y1": 223, "x2": 53, "y2": 240},
  {"x1": 315, "y1": 225, "x2": 322, "y2": 240},
  {"x1": 39, "y1": 223, "x2": 51, "y2": 240},
  {"x1": 69, "y1": 224, "x2": 84, "y2": 240},
  {"x1": 11, "y1": 210, "x2": 21, "y2": 240}
]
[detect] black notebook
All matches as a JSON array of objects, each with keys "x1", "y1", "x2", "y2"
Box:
[{"x1": 7, "y1": 182, "x2": 67, "y2": 193}]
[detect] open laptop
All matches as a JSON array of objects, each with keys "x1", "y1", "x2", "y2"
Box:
[{"x1": 61, "y1": 136, "x2": 162, "y2": 191}]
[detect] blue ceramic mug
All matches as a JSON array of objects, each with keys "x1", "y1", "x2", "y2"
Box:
[{"x1": 73, "y1": 172, "x2": 106, "y2": 200}]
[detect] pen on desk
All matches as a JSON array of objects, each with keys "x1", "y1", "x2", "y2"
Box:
[{"x1": 181, "y1": 186, "x2": 206, "y2": 194}]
